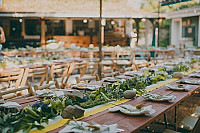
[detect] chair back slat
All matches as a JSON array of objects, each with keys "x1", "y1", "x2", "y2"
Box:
[
  {"x1": 21, "y1": 66, "x2": 48, "y2": 87},
  {"x1": 48, "y1": 63, "x2": 70, "y2": 83},
  {"x1": 0, "y1": 68, "x2": 24, "y2": 89}
]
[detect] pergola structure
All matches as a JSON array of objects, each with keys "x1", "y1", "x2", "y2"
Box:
[{"x1": 0, "y1": 0, "x2": 160, "y2": 47}]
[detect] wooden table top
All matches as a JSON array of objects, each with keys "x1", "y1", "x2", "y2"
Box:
[
  {"x1": 10, "y1": 71, "x2": 200, "y2": 133},
  {"x1": 49, "y1": 75, "x2": 199, "y2": 133}
]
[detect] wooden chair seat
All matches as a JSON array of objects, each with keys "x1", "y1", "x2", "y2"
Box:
[
  {"x1": 102, "y1": 70, "x2": 120, "y2": 78},
  {"x1": 163, "y1": 116, "x2": 200, "y2": 133},
  {"x1": 191, "y1": 106, "x2": 200, "y2": 118},
  {"x1": 134, "y1": 60, "x2": 148, "y2": 65},
  {"x1": 0, "y1": 82, "x2": 34, "y2": 100},
  {"x1": 101, "y1": 60, "x2": 114, "y2": 65},
  {"x1": 33, "y1": 79, "x2": 60, "y2": 90},
  {"x1": 75, "y1": 74, "x2": 99, "y2": 84},
  {"x1": 114, "y1": 60, "x2": 131, "y2": 65},
  {"x1": 178, "y1": 116, "x2": 198, "y2": 131}
]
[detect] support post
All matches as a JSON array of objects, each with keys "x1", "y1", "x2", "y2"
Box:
[
  {"x1": 21, "y1": 18, "x2": 25, "y2": 37},
  {"x1": 135, "y1": 18, "x2": 141, "y2": 45},
  {"x1": 41, "y1": 19, "x2": 46, "y2": 47},
  {"x1": 145, "y1": 20, "x2": 150, "y2": 45},
  {"x1": 98, "y1": 0, "x2": 103, "y2": 80},
  {"x1": 198, "y1": 16, "x2": 200, "y2": 47},
  {"x1": 157, "y1": 1, "x2": 160, "y2": 47}
]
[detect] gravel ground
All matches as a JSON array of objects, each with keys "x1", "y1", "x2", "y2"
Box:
[{"x1": 137, "y1": 93, "x2": 200, "y2": 133}]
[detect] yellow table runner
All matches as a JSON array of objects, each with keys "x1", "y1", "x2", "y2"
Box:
[
  {"x1": 30, "y1": 119, "x2": 70, "y2": 133},
  {"x1": 31, "y1": 68, "x2": 198, "y2": 133}
]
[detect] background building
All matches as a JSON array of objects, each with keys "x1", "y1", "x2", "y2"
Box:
[{"x1": 0, "y1": 0, "x2": 157, "y2": 48}]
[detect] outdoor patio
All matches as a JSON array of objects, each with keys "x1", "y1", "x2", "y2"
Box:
[{"x1": 0, "y1": 0, "x2": 200, "y2": 133}]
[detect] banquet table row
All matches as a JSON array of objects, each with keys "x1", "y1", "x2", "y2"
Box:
[
  {"x1": 10, "y1": 69, "x2": 200, "y2": 133},
  {"x1": 1, "y1": 49, "x2": 175, "y2": 59}
]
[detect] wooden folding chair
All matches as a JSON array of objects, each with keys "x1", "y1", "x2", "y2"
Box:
[
  {"x1": 73, "y1": 60, "x2": 89, "y2": 78},
  {"x1": 47, "y1": 63, "x2": 70, "y2": 83},
  {"x1": 115, "y1": 50, "x2": 133, "y2": 69},
  {"x1": 0, "y1": 68, "x2": 24, "y2": 90},
  {"x1": 61, "y1": 60, "x2": 89, "y2": 88},
  {"x1": 21, "y1": 65, "x2": 48, "y2": 87},
  {"x1": 0, "y1": 82, "x2": 34, "y2": 100},
  {"x1": 102, "y1": 51, "x2": 116, "y2": 73}
]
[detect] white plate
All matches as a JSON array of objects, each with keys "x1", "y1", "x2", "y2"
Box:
[
  {"x1": 108, "y1": 104, "x2": 155, "y2": 116},
  {"x1": 0, "y1": 102, "x2": 22, "y2": 109},
  {"x1": 195, "y1": 70, "x2": 200, "y2": 73},
  {"x1": 165, "y1": 84, "x2": 190, "y2": 91},
  {"x1": 189, "y1": 73, "x2": 200, "y2": 78},
  {"x1": 59, "y1": 121, "x2": 124, "y2": 133},
  {"x1": 177, "y1": 79, "x2": 200, "y2": 85}
]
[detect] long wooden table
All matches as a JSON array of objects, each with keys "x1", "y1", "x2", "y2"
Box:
[{"x1": 11, "y1": 71, "x2": 200, "y2": 133}]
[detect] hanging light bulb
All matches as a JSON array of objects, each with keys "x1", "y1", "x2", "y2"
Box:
[
  {"x1": 19, "y1": 19, "x2": 23, "y2": 23},
  {"x1": 83, "y1": 19, "x2": 88, "y2": 23},
  {"x1": 101, "y1": 18, "x2": 106, "y2": 26},
  {"x1": 111, "y1": 20, "x2": 115, "y2": 25}
]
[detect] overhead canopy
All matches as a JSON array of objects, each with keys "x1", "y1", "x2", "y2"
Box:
[
  {"x1": 0, "y1": 11, "x2": 158, "y2": 19},
  {"x1": 161, "y1": 0, "x2": 192, "y2": 6},
  {"x1": 0, "y1": 0, "x2": 158, "y2": 18}
]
